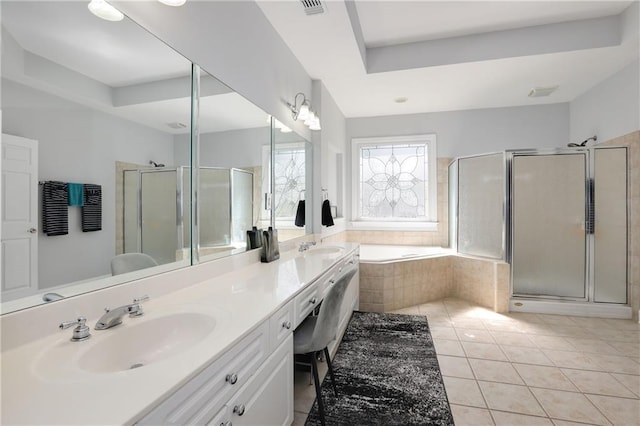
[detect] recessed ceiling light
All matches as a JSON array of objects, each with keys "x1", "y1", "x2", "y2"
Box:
[
  {"x1": 394, "y1": 97, "x2": 408, "y2": 103},
  {"x1": 88, "y1": 0, "x2": 124, "y2": 21},
  {"x1": 528, "y1": 85, "x2": 559, "y2": 98}
]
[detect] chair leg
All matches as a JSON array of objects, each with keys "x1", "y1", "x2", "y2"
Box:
[
  {"x1": 310, "y1": 354, "x2": 326, "y2": 426},
  {"x1": 323, "y1": 347, "x2": 338, "y2": 397}
]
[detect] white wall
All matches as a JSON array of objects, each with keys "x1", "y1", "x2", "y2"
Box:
[
  {"x1": 314, "y1": 81, "x2": 347, "y2": 236},
  {"x1": 174, "y1": 127, "x2": 270, "y2": 168},
  {"x1": 2, "y1": 79, "x2": 176, "y2": 288},
  {"x1": 570, "y1": 59, "x2": 640, "y2": 143},
  {"x1": 347, "y1": 103, "x2": 570, "y2": 158},
  {"x1": 112, "y1": 1, "x2": 313, "y2": 140}
]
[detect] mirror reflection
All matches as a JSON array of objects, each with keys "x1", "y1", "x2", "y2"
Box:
[
  {"x1": 193, "y1": 70, "x2": 272, "y2": 261},
  {"x1": 272, "y1": 130, "x2": 312, "y2": 241},
  {"x1": 0, "y1": 1, "x2": 193, "y2": 312}
]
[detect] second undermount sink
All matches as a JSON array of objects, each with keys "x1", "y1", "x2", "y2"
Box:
[
  {"x1": 306, "y1": 246, "x2": 344, "y2": 256},
  {"x1": 77, "y1": 312, "x2": 216, "y2": 373}
]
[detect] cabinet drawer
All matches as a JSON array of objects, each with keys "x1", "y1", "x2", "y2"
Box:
[
  {"x1": 138, "y1": 322, "x2": 269, "y2": 425},
  {"x1": 269, "y1": 301, "x2": 293, "y2": 352},
  {"x1": 293, "y1": 283, "x2": 319, "y2": 328},
  {"x1": 227, "y1": 335, "x2": 293, "y2": 426}
]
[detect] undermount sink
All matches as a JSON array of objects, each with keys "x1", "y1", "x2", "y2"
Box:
[
  {"x1": 78, "y1": 312, "x2": 216, "y2": 373},
  {"x1": 306, "y1": 246, "x2": 344, "y2": 256}
]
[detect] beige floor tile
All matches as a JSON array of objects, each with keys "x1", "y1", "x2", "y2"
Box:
[
  {"x1": 491, "y1": 410, "x2": 554, "y2": 425},
  {"x1": 450, "y1": 317, "x2": 487, "y2": 329},
  {"x1": 537, "y1": 315, "x2": 580, "y2": 327},
  {"x1": 530, "y1": 335, "x2": 577, "y2": 351},
  {"x1": 506, "y1": 312, "x2": 547, "y2": 323},
  {"x1": 291, "y1": 411, "x2": 308, "y2": 426},
  {"x1": 542, "y1": 349, "x2": 601, "y2": 370},
  {"x1": 563, "y1": 337, "x2": 622, "y2": 355},
  {"x1": 430, "y1": 326, "x2": 459, "y2": 340},
  {"x1": 608, "y1": 341, "x2": 640, "y2": 358},
  {"x1": 489, "y1": 331, "x2": 537, "y2": 347},
  {"x1": 469, "y1": 359, "x2": 524, "y2": 385},
  {"x1": 588, "y1": 354, "x2": 640, "y2": 375},
  {"x1": 552, "y1": 419, "x2": 605, "y2": 426},
  {"x1": 434, "y1": 338, "x2": 466, "y2": 356},
  {"x1": 443, "y1": 377, "x2": 486, "y2": 408},
  {"x1": 427, "y1": 316, "x2": 454, "y2": 328},
  {"x1": 599, "y1": 330, "x2": 640, "y2": 343},
  {"x1": 602, "y1": 318, "x2": 640, "y2": 331},
  {"x1": 561, "y1": 369, "x2": 638, "y2": 398},
  {"x1": 482, "y1": 320, "x2": 527, "y2": 333},
  {"x1": 478, "y1": 381, "x2": 546, "y2": 416},
  {"x1": 462, "y1": 342, "x2": 508, "y2": 361},
  {"x1": 500, "y1": 345, "x2": 555, "y2": 366},
  {"x1": 456, "y1": 328, "x2": 496, "y2": 344},
  {"x1": 450, "y1": 404, "x2": 494, "y2": 426},
  {"x1": 586, "y1": 394, "x2": 640, "y2": 426},
  {"x1": 513, "y1": 364, "x2": 578, "y2": 391},
  {"x1": 530, "y1": 388, "x2": 610, "y2": 425},
  {"x1": 551, "y1": 325, "x2": 600, "y2": 339},
  {"x1": 390, "y1": 306, "x2": 422, "y2": 315},
  {"x1": 611, "y1": 373, "x2": 640, "y2": 398},
  {"x1": 438, "y1": 355, "x2": 475, "y2": 379}
]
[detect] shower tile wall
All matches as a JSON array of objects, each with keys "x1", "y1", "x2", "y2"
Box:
[{"x1": 600, "y1": 130, "x2": 640, "y2": 320}]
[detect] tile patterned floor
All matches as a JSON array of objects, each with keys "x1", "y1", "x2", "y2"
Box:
[{"x1": 293, "y1": 298, "x2": 640, "y2": 425}]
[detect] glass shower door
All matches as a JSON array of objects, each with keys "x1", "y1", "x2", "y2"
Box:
[{"x1": 511, "y1": 153, "x2": 587, "y2": 299}]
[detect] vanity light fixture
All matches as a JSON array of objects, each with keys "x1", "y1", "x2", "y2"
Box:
[
  {"x1": 88, "y1": 0, "x2": 124, "y2": 21},
  {"x1": 287, "y1": 92, "x2": 321, "y2": 130},
  {"x1": 158, "y1": 0, "x2": 187, "y2": 6}
]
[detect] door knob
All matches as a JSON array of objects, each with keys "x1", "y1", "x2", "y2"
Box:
[{"x1": 28, "y1": 228, "x2": 37, "y2": 234}]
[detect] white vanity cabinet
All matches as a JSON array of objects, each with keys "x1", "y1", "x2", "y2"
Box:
[{"x1": 137, "y1": 247, "x2": 359, "y2": 426}]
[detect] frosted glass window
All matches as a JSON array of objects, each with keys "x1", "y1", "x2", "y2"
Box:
[
  {"x1": 273, "y1": 144, "x2": 306, "y2": 219},
  {"x1": 457, "y1": 154, "x2": 504, "y2": 259},
  {"x1": 352, "y1": 134, "x2": 437, "y2": 222}
]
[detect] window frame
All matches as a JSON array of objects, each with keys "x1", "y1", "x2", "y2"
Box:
[{"x1": 351, "y1": 134, "x2": 438, "y2": 229}]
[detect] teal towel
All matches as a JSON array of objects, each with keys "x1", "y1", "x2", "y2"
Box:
[{"x1": 67, "y1": 183, "x2": 84, "y2": 206}]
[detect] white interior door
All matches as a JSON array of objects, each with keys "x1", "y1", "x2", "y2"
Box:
[{"x1": 1, "y1": 134, "x2": 39, "y2": 300}]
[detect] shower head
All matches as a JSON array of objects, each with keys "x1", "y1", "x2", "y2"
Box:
[
  {"x1": 149, "y1": 160, "x2": 165, "y2": 168},
  {"x1": 567, "y1": 135, "x2": 597, "y2": 148}
]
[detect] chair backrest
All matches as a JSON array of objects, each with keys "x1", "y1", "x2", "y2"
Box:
[
  {"x1": 307, "y1": 265, "x2": 358, "y2": 352},
  {"x1": 111, "y1": 253, "x2": 158, "y2": 276}
]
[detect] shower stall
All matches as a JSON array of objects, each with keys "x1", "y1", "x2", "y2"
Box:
[
  {"x1": 123, "y1": 167, "x2": 253, "y2": 265},
  {"x1": 449, "y1": 146, "x2": 629, "y2": 317}
]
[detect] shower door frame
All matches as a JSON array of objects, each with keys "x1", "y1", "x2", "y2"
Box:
[{"x1": 506, "y1": 147, "x2": 629, "y2": 304}]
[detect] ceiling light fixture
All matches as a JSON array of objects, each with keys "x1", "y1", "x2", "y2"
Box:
[
  {"x1": 88, "y1": 0, "x2": 124, "y2": 21},
  {"x1": 287, "y1": 92, "x2": 321, "y2": 131},
  {"x1": 158, "y1": 0, "x2": 187, "y2": 6}
]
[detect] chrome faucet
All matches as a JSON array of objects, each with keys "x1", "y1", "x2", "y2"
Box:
[
  {"x1": 95, "y1": 295, "x2": 149, "y2": 330},
  {"x1": 299, "y1": 241, "x2": 317, "y2": 252}
]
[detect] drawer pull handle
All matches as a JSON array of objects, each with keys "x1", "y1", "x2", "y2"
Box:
[
  {"x1": 233, "y1": 404, "x2": 246, "y2": 416},
  {"x1": 309, "y1": 297, "x2": 317, "y2": 305},
  {"x1": 226, "y1": 373, "x2": 238, "y2": 385},
  {"x1": 282, "y1": 320, "x2": 292, "y2": 330},
  {"x1": 329, "y1": 279, "x2": 335, "y2": 284},
  {"x1": 348, "y1": 260, "x2": 354, "y2": 264},
  {"x1": 221, "y1": 422, "x2": 232, "y2": 426}
]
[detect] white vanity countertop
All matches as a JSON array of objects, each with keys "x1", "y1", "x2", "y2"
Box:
[{"x1": 0, "y1": 242, "x2": 359, "y2": 425}]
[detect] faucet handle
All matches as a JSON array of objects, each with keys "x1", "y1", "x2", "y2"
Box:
[
  {"x1": 133, "y1": 295, "x2": 150, "y2": 304},
  {"x1": 59, "y1": 317, "x2": 91, "y2": 342},
  {"x1": 130, "y1": 295, "x2": 150, "y2": 317}
]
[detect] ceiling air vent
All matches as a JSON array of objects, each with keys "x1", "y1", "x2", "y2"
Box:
[
  {"x1": 166, "y1": 122, "x2": 188, "y2": 129},
  {"x1": 528, "y1": 85, "x2": 559, "y2": 98},
  {"x1": 300, "y1": 0, "x2": 324, "y2": 15}
]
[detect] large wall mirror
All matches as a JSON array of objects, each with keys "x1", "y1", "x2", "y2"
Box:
[
  {"x1": 0, "y1": 1, "x2": 313, "y2": 315},
  {"x1": 0, "y1": 1, "x2": 193, "y2": 313}
]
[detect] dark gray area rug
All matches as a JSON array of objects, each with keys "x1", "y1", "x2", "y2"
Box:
[{"x1": 305, "y1": 311, "x2": 454, "y2": 426}]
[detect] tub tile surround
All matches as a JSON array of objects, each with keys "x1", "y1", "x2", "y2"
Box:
[
  {"x1": 0, "y1": 241, "x2": 358, "y2": 424},
  {"x1": 600, "y1": 130, "x2": 640, "y2": 320},
  {"x1": 360, "y1": 254, "x2": 510, "y2": 313}
]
